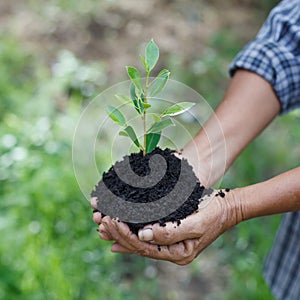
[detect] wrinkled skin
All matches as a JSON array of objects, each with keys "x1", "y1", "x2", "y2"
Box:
[{"x1": 91, "y1": 190, "x2": 241, "y2": 265}]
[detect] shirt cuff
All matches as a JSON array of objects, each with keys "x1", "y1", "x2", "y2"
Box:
[{"x1": 229, "y1": 39, "x2": 300, "y2": 114}]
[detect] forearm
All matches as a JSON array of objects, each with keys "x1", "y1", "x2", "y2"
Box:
[
  {"x1": 234, "y1": 167, "x2": 300, "y2": 222},
  {"x1": 183, "y1": 69, "x2": 281, "y2": 187}
]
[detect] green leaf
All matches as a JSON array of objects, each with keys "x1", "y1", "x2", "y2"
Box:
[
  {"x1": 142, "y1": 103, "x2": 151, "y2": 109},
  {"x1": 145, "y1": 39, "x2": 159, "y2": 72},
  {"x1": 140, "y1": 55, "x2": 149, "y2": 72},
  {"x1": 119, "y1": 131, "x2": 128, "y2": 137},
  {"x1": 161, "y1": 102, "x2": 195, "y2": 117},
  {"x1": 130, "y1": 83, "x2": 144, "y2": 114},
  {"x1": 152, "y1": 114, "x2": 161, "y2": 122},
  {"x1": 115, "y1": 94, "x2": 132, "y2": 104},
  {"x1": 106, "y1": 105, "x2": 126, "y2": 126},
  {"x1": 123, "y1": 125, "x2": 142, "y2": 149},
  {"x1": 146, "y1": 132, "x2": 161, "y2": 153},
  {"x1": 148, "y1": 118, "x2": 174, "y2": 133},
  {"x1": 126, "y1": 66, "x2": 143, "y2": 92},
  {"x1": 149, "y1": 69, "x2": 170, "y2": 97}
]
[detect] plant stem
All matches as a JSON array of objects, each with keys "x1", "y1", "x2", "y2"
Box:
[
  {"x1": 143, "y1": 113, "x2": 146, "y2": 156},
  {"x1": 143, "y1": 72, "x2": 150, "y2": 156}
]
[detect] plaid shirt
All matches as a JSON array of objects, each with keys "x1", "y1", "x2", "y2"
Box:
[{"x1": 229, "y1": 0, "x2": 300, "y2": 299}]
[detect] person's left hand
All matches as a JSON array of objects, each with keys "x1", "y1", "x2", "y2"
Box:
[{"x1": 92, "y1": 189, "x2": 242, "y2": 265}]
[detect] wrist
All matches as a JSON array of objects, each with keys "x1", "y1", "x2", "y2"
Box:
[
  {"x1": 202, "y1": 189, "x2": 244, "y2": 233},
  {"x1": 225, "y1": 188, "x2": 245, "y2": 227}
]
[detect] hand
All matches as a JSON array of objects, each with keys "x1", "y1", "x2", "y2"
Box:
[
  {"x1": 95, "y1": 189, "x2": 242, "y2": 265},
  {"x1": 90, "y1": 150, "x2": 199, "y2": 242},
  {"x1": 91, "y1": 197, "x2": 114, "y2": 241}
]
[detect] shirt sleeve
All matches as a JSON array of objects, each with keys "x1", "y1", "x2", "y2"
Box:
[{"x1": 229, "y1": 0, "x2": 300, "y2": 114}]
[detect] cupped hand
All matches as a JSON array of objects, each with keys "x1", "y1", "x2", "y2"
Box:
[
  {"x1": 96, "y1": 189, "x2": 242, "y2": 265},
  {"x1": 90, "y1": 151, "x2": 196, "y2": 242}
]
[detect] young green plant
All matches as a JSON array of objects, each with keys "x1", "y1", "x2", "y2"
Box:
[{"x1": 106, "y1": 39, "x2": 195, "y2": 156}]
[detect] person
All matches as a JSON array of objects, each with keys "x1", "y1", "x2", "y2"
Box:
[{"x1": 91, "y1": 0, "x2": 300, "y2": 299}]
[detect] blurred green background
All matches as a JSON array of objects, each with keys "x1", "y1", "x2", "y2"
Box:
[{"x1": 1, "y1": 0, "x2": 299, "y2": 299}]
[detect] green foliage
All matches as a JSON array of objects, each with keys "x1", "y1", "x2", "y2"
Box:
[
  {"x1": 0, "y1": 35, "x2": 159, "y2": 300},
  {"x1": 107, "y1": 39, "x2": 195, "y2": 155},
  {"x1": 0, "y1": 37, "x2": 37, "y2": 120},
  {"x1": 148, "y1": 119, "x2": 174, "y2": 134},
  {"x1": 148, "y1": 69, "x2": 170, "y2": 97},
  {"x1": 106, "y1": 105, "x2": 126, "y2": 126},
  {"x1": 126, "y1": 66, "x2": 143, "y2": 92},
  {"x1": 145, "y1": 39, "x2": 159, "y2": 72},
  {"x1": 121, "y1": 126, "x2": 142, "y2": 149},
  {"x1": 129, "y1": 83, "x2": 145, "y2": 114},
  {"x1": 1, "y1": 1, "x2": 297, "y2": 299},
  {"x1": 161, "y1": 102, "x2": 196, "y2": 117},
  {"x1": 145, "y1": 133, "x2": 161, "y2": 154}
]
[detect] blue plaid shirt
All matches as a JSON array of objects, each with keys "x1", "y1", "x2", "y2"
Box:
[{"x1": 229, "y1": 0, "x2": 300, "y2": 299}]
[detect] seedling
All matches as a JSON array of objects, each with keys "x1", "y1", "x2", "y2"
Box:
[{"x1": 106, "y1": 39, "x2": 195, "y2": 156}]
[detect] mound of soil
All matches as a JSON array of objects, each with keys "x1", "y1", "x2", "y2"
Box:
[{"x1": 91, "y1": 148, "x2": 212, "y2": 235}]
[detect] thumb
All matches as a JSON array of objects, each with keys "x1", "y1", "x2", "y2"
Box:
[
  {"x1": 138, "y1": 221, "x2": 189, "y2": 245},
  {"x1": 138, "y1": 228, "x2": 154, "y2": 242}
]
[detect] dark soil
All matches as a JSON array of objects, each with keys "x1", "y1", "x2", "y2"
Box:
[{"x1": 92, "y1": 148, "x2": 212, "y2": 235}]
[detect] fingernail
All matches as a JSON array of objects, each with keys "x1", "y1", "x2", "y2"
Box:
[
  {"x1": 174, "y1": 152, "x2": 182, "y2": 159},
  {"x1": 138, "y1": 228, "x2": 153, "y2": 241}
]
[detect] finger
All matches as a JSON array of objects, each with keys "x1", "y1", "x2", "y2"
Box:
[
  {"x1": 106, "y1": 219, "x2": 196, "y2": 263},
  {"x1": 109, "y1": 219, "x2": 142, "y2": 251},
  {"x1": 112, "y1": 220, "x2": 155, "y2": 254},
  {"x1": 141, "y1": 242, "x2": 193, "y2": 263},
  {"x1": 99, "y1": 231, "x2": 112, "y2": 241},
  {"x1": 138, "y1": 228, "x2": 154, "y2": 241},
  {"x1": 113, "y1": 220, "x2": 188, "y2": 262},
  {"x1": 175, "y1": 239, "x2": 200, "y2": 265},
  {"x1": 111, "y1": 243, "x2": 134, "y2": 254},
  {"x1": 102, "y1": 217, "x2": 136, "y2": 251},
  {"x1": 93, "y1": 212, "x2": 102, "y2": 224},
  {"x1": 98, "y1": 224, "x2": 113, "y2": 240},
  {"x1": 138, "y1": 216, "x2": 200, "y2": 245},
  {"x1": 90, "y1": 197, "x2": 98, "y2": 209}
]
